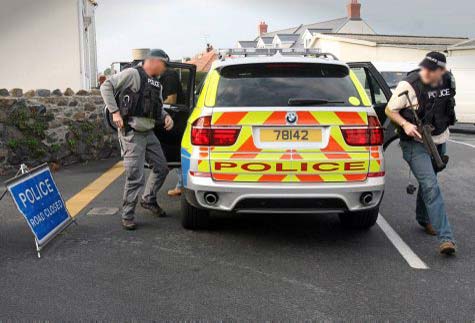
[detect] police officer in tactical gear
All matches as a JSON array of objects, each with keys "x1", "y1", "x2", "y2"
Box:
[
  {"x1": 100, "y1": 49, "x2": 174, "y2": 230},
  {"x1": 386, "y1": 52, "x2": 457, "y2": 255}
]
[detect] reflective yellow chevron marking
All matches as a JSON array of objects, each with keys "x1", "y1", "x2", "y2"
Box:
[
  {"x1": 350, "y1": 70, "x2": 371, "y2": 107},
  {"x1": 205, "y1": 70, "x2": 220, "y2": 107}
]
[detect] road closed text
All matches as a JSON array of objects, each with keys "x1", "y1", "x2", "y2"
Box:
[{"x1": 16, "y1": 179, "x2": 65, "y2": 228}]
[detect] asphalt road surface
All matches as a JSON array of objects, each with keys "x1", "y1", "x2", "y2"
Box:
[{"x1": 1, "y1": 134, "x2": 474, "y2": 320}]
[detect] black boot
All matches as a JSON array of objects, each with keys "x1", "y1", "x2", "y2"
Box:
[{"x1": 140, "y1": 199, "x2": 167, "y2": 217}]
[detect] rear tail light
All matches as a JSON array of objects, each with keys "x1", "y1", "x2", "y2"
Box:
[
  {"x1": 211, "y1": 128, "x2": 241, "y2": 146},
  {"x1": 191, "y1": 116, "x2": 211, "y2": 146},
  {"x1": 191, "y1": 116, "x2": 241, "y2": 146},
  {"x1": 340, "y1": 128, "x2": 369, "y2": 146},
  {"x1": 189, "y1": 171, "x2": 212, "y2": 177},
  {"x1": 368, "y1": 116, "x2": 384, "y2": 146},
  {"x1": 341, "y1": 116, "x2": 384, "y2": 146},
  {"x1": 368, "y1": 171, "x2": 385, "y2": 177}
]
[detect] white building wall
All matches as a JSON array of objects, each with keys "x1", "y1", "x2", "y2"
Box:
[
  {"x1": 257, "y1": 39, "x2": 272, "y2": 49},
  {"x1": 302, "y1": 32, "x2": 314, "y2": 49},
  {"x1": 447, "y1": 53, "x2": 475, "y2": 123},
  {"x1": 314, "y1": 39, "x2": 428, "y2": 62},
  {"x1": 0, "y1": 0, "x2": 97, "y2": 90},
  {"x1": 314, "y1": 39, "x2": 344, "y2": 59}
]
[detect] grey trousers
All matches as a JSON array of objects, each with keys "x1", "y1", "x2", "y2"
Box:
[{"x1": 118, "y1": 130, "x2": 169, "y2": 220}]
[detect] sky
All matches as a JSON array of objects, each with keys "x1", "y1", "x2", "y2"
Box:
[{"x1": 95, "y1": 0, "x2": 475, "y2": 72}]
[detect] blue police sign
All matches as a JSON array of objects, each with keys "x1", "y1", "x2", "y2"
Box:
[{"x1": 6, "y1": 164, "x2": 72, "y2": 250}]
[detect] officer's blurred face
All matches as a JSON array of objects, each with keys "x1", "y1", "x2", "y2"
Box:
[
  {"x1": 143, "y1": 59, "x2": 167, "y2": 77},
  {"x1": 420, "y1": 67, "x2": 446, "y2": 85}
]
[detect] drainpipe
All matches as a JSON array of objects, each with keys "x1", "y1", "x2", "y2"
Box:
[{"x1": 77, "y1": 0, "x2": 86, "y2": 89}]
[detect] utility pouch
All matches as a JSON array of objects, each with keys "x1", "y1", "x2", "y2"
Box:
[
  {"x1": 141, "y1": 88, "x2": 162, "y2": 120},
  {"x1": 118, "y1": 87, "x2": 140, "y2": 118}
]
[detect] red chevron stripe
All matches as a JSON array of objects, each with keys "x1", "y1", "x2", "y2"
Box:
[
  {"x1": 213, "y1": 112, "x2": 247, "y2": 125},
  {"x1": 335, "y1": 112, "x2": 366, "y2": 125},
  {"x1": 322, "y1": 136, "x2": 349, "y2": 152},
  {"x1": 263, "y1": 111, "x2": 287, "y2": 125},
  {"x1": 258, "y1": 174, "x2": 287, "y2": 182},
  {"x1": 323, "y1": 137, "x2": 351, "y2": 159},
  {"x1": 343, "y1": 174, "x2": 367, "y2": 181},
  {"x1": 212, "y1": 173, "x2": 238, "y2": 181},
  {"x1": 237, "y1": 136, "x2": 261, "y2": 152},
  {"x1": 296, "y1": 174, "x2": 324, "y2": 182},
  {"x1": 297, "y1": 111, "x2": 319, "y2": 125}
]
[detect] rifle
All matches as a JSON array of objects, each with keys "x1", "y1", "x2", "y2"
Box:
[{"x1": 398, "y1": 90, "x2": 447, "y2": 172}]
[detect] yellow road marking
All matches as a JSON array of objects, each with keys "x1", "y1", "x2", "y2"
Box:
[{"x1": 66, "y1": 161, "x2": 124, "y2": 218}]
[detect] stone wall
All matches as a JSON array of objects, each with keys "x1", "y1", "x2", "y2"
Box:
[{"x1": 0, "y1": 88, "x2": 119, "y2": 175}]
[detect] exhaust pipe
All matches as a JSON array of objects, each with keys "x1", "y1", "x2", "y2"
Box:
[
  {"x1": 360, "y1": 192, "x2": 373, "y2": 206},
  {"x1": 204, "y1": 192, "x2": 218, "y2": 205}
]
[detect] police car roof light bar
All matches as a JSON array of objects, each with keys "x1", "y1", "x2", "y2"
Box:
[{"x1": 218, "y1": 48, "x2": 339, "y2": 61}]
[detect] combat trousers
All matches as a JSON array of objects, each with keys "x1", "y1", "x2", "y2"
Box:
[
  {"x1": 400, "y1": 140, "x2": 454, "y2": 243},
  {"x1": 118, "y1": 130, "x2": 169, "y2": 220}
]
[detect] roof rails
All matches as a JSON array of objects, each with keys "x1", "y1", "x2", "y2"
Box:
[{"x1": 218, "y1": 48, "x2": 339, "y2": 61}]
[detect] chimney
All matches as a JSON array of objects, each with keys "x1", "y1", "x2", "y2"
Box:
[
  {"x1": 258, "y1": 21, "x2": 268, "y2": 36},
  {"x1": 347, "y1": 0, "x2": 361, "y2": 20}
]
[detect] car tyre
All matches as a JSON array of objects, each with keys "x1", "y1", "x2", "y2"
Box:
[
  {"x1": 181, "y1": 195, "x2": 210, "y2": 230},
  {"x1": 339, "y1": 207, "x2": 379, "y2": 229}
]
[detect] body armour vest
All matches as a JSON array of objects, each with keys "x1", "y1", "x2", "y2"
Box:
[
  {"x1": 117, "y1": 66, "x2": 163, "y2": 121},
  {"x1": 399, "y1": 71, "x2": 456, "y2": 141}
]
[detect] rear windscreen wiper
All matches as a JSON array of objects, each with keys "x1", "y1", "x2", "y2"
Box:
[{"x1": 288, "y1": 98, "x2": 345, "y2": 106}]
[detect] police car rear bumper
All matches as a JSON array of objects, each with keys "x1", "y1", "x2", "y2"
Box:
[{"x1": 184, "y1": 176, "x2": 384, "y2": 213}]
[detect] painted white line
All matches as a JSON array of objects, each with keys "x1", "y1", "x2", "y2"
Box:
[
  {"x1": 377, "y1": 214, "x2": 429, "y2": 270},
  {"x1": 449, "y1": 139, "x2": 475, "y2": 149}
]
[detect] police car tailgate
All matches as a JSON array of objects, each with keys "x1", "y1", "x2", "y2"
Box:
[{"x1": 209, "y1": 109, "x2": 371, "y2": 183}]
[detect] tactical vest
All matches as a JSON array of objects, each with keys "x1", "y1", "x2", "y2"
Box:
[
  {"x1": 117, "y1": 66, "x2": 163, "y2": 121},
  {"x1": 399, "y1": 71, "x2": 456, "y2": 141}
]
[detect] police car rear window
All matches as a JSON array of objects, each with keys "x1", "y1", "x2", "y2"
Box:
[{"x1": 215, "y1": 63, "x2": 361, "y2": 107}]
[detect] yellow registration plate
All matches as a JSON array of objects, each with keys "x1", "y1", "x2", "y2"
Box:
[{"x1": 260, "y1": 128, "x2": 322, "y2": 143}]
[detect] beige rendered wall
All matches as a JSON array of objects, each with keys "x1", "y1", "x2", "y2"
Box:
[
  {"x1": 0, "y1": 0, "x2": 82, "y2": 90},
  {"x1": 315, "y1": 39, "x2": 427, "y2": 62},
  {"x1": 448, "y1": 48, "x2": 475, "y2": 57}
]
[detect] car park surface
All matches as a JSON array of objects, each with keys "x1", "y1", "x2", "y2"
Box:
[{"x1": 0, "y1": 134, "x2": 474, "y2": 320}]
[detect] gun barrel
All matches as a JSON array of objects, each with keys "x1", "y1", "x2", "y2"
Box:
[{"x1": 421, "y1": 125, "x2": 446, "y2": 172}]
